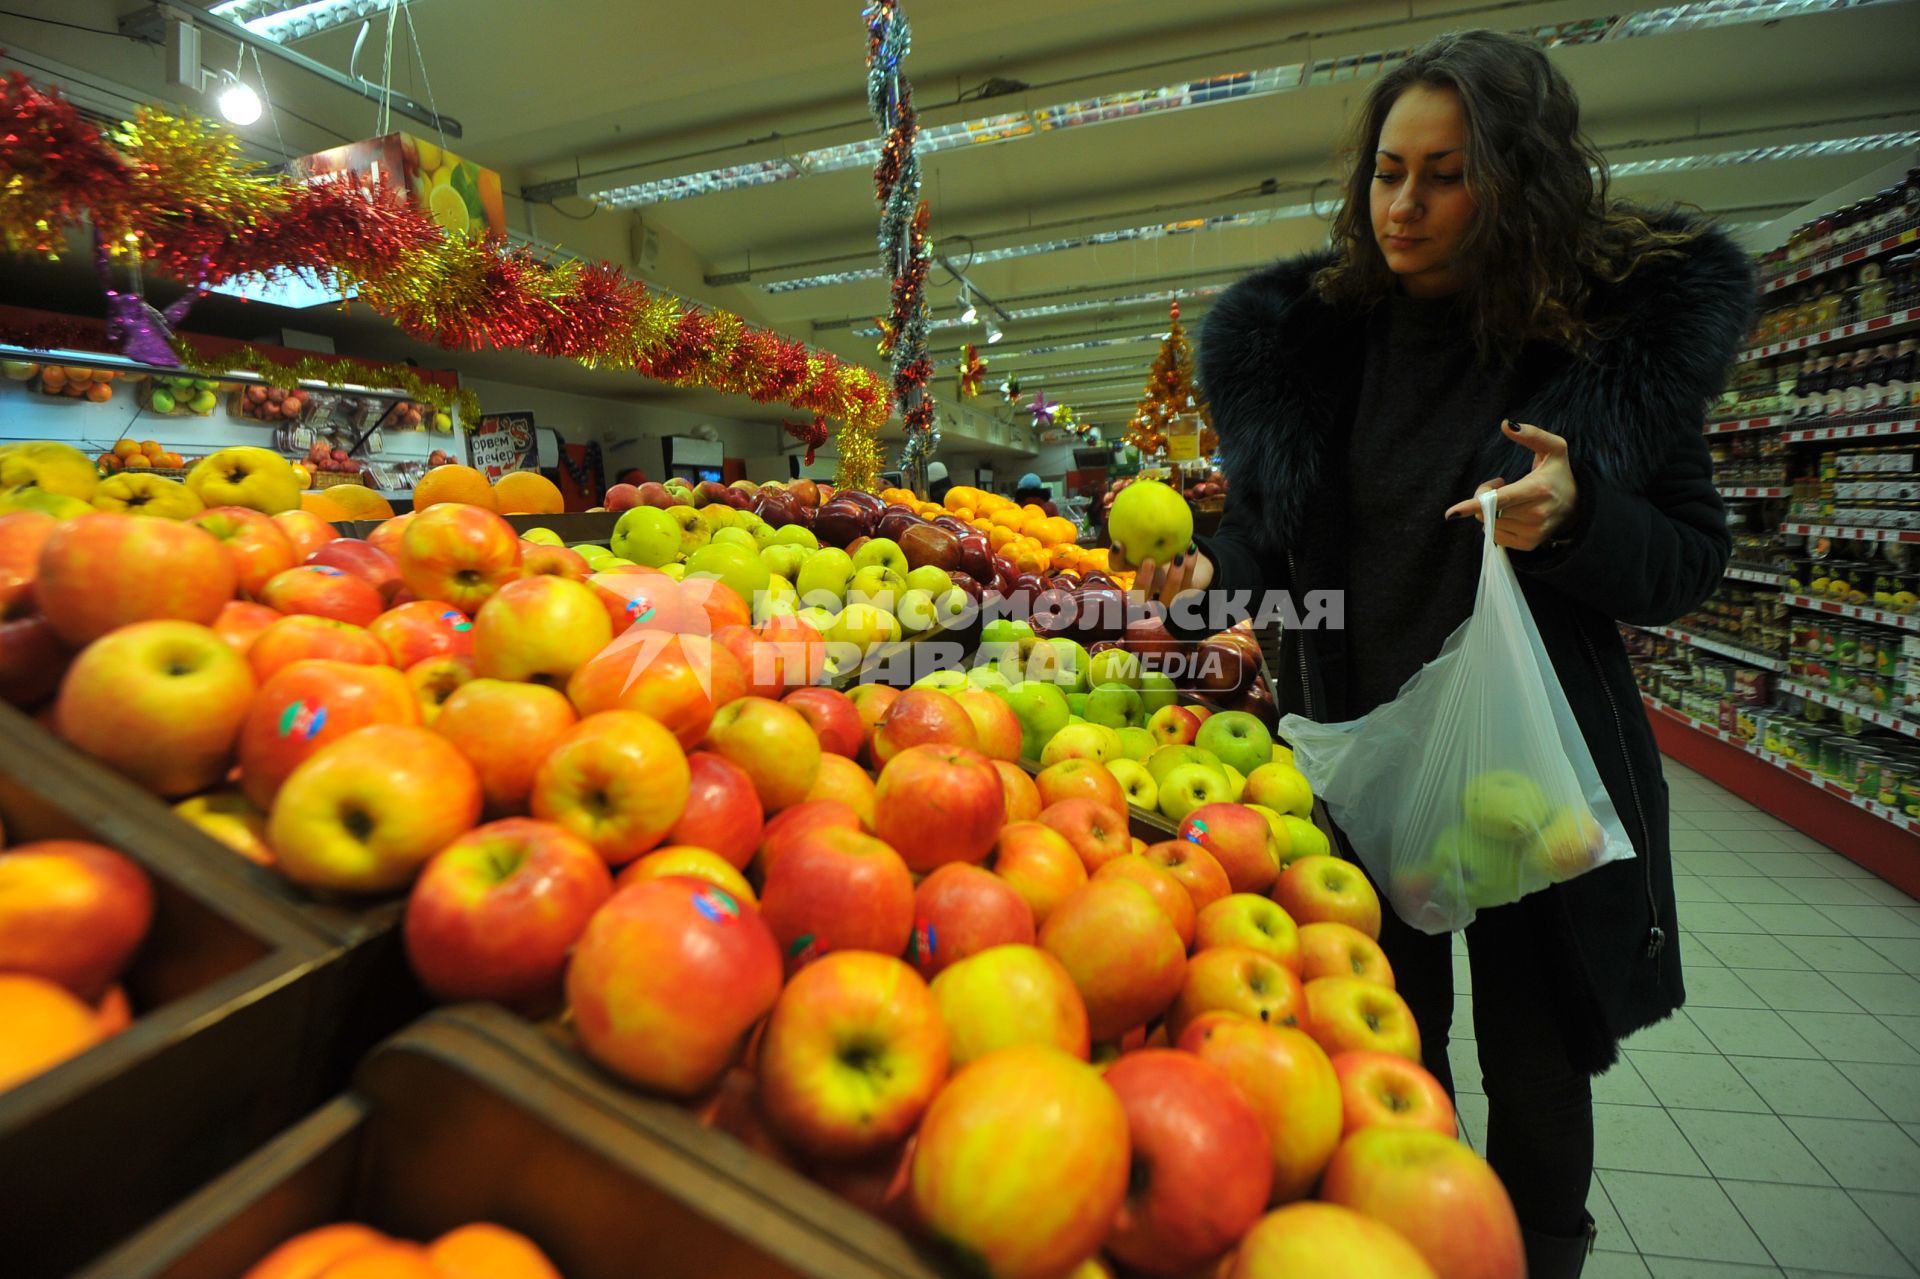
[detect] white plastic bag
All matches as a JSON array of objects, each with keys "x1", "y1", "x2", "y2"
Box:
[{"x1": 1279, "y1": 491, "x2": 1634, "y2": 933}]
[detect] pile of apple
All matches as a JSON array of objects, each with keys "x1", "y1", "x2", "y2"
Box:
[
  {"x1": 0, "y1": 834, "x2": 154, "y2": 1093},
  {"x1": 305, "y1": 440, "x2": 372, "y2": 481},
  {"x1": 146, "y1": 374, "x2": 223, "y2": 417},
  {"x1": 236, "y1": 384, "x2": 311, "y2": 423}
]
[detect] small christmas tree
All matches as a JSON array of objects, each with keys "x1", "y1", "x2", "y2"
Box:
[{"x1": 1125, "y1": 300, "x2": 1213, "y2": 458}]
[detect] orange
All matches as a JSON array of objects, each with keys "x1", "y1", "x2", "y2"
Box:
[
  {"x1": 988, "y1": 525, "x2": 1016, "y2": 551},
  {"x1": 300, "y1": 492, "x2": 356, "y2": 521},
  {"x1": 86, "y1": 381, "x2": 113, "y2": 403},
  {"x1": 321, "y1": 484, "x2": 397, "y2": 520},
  {"x1": 125, "y1": 455, "x2": 153, "y2": 470},
  {"x1": 989, "y1": 508, "x2": 1023, "y2": 531},
  {"x1": 0, "y1": 974, "x2": 101, "y2": 1092},
  {"x1": 491, "y1": 470, "x2": 563, "y2": 516},
  {"x1": 428, "y1": 1223, "x2": 564, "y2": 1279},
  {"x1": 952, "y1": 507, "x2": 975, "y2": 522},
  {"x1": 411, "y1": 464, "x2": 496, "y2": 512},
  {"x1": 140, "y1": 440, "x2": 164, "y2": 455},
  {"x1": 113, "y1": 438, "x2": 140, "y2": 458},
  {"x1": 98, "y1": 453, "x2": 122, "y2": 473},
  {"x1": 241, "y1": 1223, "x2": 389, "y2": 1279},
  {"x1": 310, "y1": 1243, "x2": 440, "y2": 1279}
]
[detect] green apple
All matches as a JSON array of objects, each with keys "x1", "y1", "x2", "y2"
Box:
[
  {"x1": 760, "y1": 543, "x2": 808, "y2": 581},
  {"x1": 897, "y1": 588, "x2": 939, "y2": 636},
  {"x1": 1107, "y1": 758, "x2": 1157, "y2": 811},
  {"x1": 848, "y1": 564, "x2": 905, "y2": 614},
  {"x1": 1028, "y1": 637, "x2": 1091, "y2": 693},
  {"x1": 757, "y1": 575, "x2": 800, "y2": 623},
  {"x1": 521, "y1": 527, "x2": 564, "y2": 547},
  {"x1": 904, "y1": 564, "x2": 953, "y2": 597},
  {"x1": 1066, "y1": 692, "x2": 1089, "y2": 717},
  {"x1": 827, "y1": 601, "x2": 900, "y2": 652},
  {"x1": 575, "y1": 544, "x2": 614, "y2": 567},
  {"x1": 965, "y1": 664, "x2": 1013, "y2": 694},
  {"x1": 1194, "y1": 710, "x2": 1273, "y2": 776},
  {"x1": 1084, "y1": 681, "x2": 1144, "y2": 730},
  {"x1": 1158, "y1": 761, "x2": 1233, "y2": 823},
  {"x1": 1107, "y1": 478, "x2": 1194, "y2": 568},
  {"x1": 1136, "y1": 671, "x2": 1178, "y2": 714},
  {"x1": 1002, "y1": 680, "x2": 1070, "y2": 762},
  {"x1": 1275, "y1": 814, "x2": 1329, "y2": 867},
  {"x1": 659, "y1": 562, "x2": 688, "y2": 581},
  {"x1": 1463, "y1": 771, "x2": 1553, "y2": 840},
  {"x1": 928, "y1": 586, "x2": 972, "y2": 632},
  {"x1": 1115, "y1": 726, "x2": 1156, "y2": 760},
  {"x1": 602, "y1": 557, "x2": 640, "y2": 569},
  {"x1": 850, "y1": 536, "x2": 909, "y2": 578},
  {"x1": 665, "y1": 505, "x2": 711, "y2": 557},
  {"x1": 686, "y1": 541, "x2": 771, "y2": 606},
  {"x1": 695, "y1": 503, "x2": 738, "y2": 531},
  {"x1": 1146, "y1": 744, "x2": 1224, "y2": 786},
  {"x1": 1087, "y1": 647, "x2": 1141, "y2": 688},
  {"x1": 797, "y1": 605, "x2": 839, "y2": 634},
  {"x1": 711, "y1": 526, "x2": 758, "y2": 551},
  {"x1": 610, "y1": 507, "x2": 680, "y2": 567},
  {"x1": 980, "y1": 617, "x2": 1037, "y2": 649},
  {"x1": 913, "y1": 669, "x2": 970, "y2": 692},
  {"x1": 1040, "y1": 722, "x2": 1121, "y2": 766},
  {"x1": 795, "y1": 546, "x2": 855, "y2": 607},
  {"x1": 774, "y1": 525, "x2": 819, "y2": 549},
  {"x1": 1431, "y1": 822, "x2": 1526, "y2": 909},
  {"x1": 744, "y1": 519, "x2": 777, "y2": 550},
  {"x1": 1222, "y1": 763, "x2": 1247, "y2": 801}
]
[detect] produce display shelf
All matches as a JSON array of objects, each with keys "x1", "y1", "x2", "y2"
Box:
[
  {"x1": 1777, "y1": 678, "x2": 1920, "y2": 740},
  {"x1": 1726, "y1": 565, "x2": 1786, "y2": 587},
  {"x1": 1737, "y1": 306, "x2": 1920, "y2": 364},
  {"x1": 1760, "y1": 224, "x2": 1920, "y2": 295},
  {"x1": 1781, "y1": 593, "x2": 1920, "y2": 632},
  {"x1": 1717, "y1": 486, "x2": 1789, "y2": 499},
  {"x1": 1704, "y1": 415, "x2": 1783, "y2": 435},
  {"x1": 1778, "y1": 416, "x2": 1920, "y2": 443},
  {"x1": 1643, "y1": 696, "x2": 1920, "y2": 838},
  {"x1": 1780, "y1": 523, "x2": 1920, "y2": 545},
  {"x1": 1629, "y1": 624, "x2": 1787, "y2": 672}
]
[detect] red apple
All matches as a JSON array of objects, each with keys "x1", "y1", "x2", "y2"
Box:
[
  {"x1": 664, "y1": 750, "x2": 764, "y2": 870},
  {"x1": 471, "y1": 574, "x2": 612, "y2": 686},
  {"x1": 1039, "y1": 878, "x2": 1186, "y2": 1042},
  {"x1": 782, "y1": 686, "x2": 863, "y2": 758},
  {"x1": 951, "y1": 686, "x2": 1023, "y2": 763},
  {"x1": 1272, "y1": 855, "x2": 1382, "y2": 939},
  {"x1": 0, "y1": 840, "x2": 153, "y2": 1001},
  {"x1": 760, "y1": 827, "x2": 914, "y2": 971},
  {"x1": 873, "y1": 743, "x2": 1003, "y2": 872},
  {"x1": 403, "y1": 818, "x2": 613, "y2": 1010},
  {"x1": 1141, "y1": 839, "x2": 1232, "y2": 915},
  {"x1": 1038, "y1": 799, "x2": 1130, "y2": 876},
  {"x1": 804, "y1": 753, "x2": 876, "y2": 828},
  {"x1": 872, "y1": 688, "x2": 978, "y2": 767},
  {"x1": 614, "y1": 845, "x2": 756, "y2": 906},
  {"x1": 267, "y1": 724, "x2": 483, "y2": 894},
  {"x1": 1035, "y1": 759, "x2": 1127, "y2": 815},
  {"x1": 0, "y1": 597, "x2": 72, "y2": 708},
  {"x1": 930, "y1": 944, "x2": 1088, "y2": 1068},
  {"x1": 909, "y1": 863, "x2": 1035, "y2": 978},
  {"x1": 991, "y1": 820, "x2": 1087, "y2": 928},
  {"x1": 678, "y1": 576, "x2": 752, "y2": 634},
  {"x1": 397, "y1": 503, "x2": 523, "y2": 613},
  {"x1": 212, "y1": 600, "x2": 280, "y2": 658},
  {"x1": 566, "y1": 632, "x2": 743, "y2": 749},
  {"x1": 238, "y1": 659, "x2": 419, "y2": 809},
  {"x1": 567, "y1": 876, "x2": 782, "y2": 1097},
  {"x1": 752, "y1": 614, "x2": 828, "y2": 690},
  {"x1": 1146, "y1": 704, "x2": 1202, "y2": 748},
  {"x1": 1104, "y1": 1050, "x2": 1273, "y2": 1275},
  {"x1": 844, "y1": 683, "x2": 899, "y2": 765},
  {"x1": 604, "y1": 483, "x2": 642, "y2": 513},
  {"x1": 248, "y1": 614, "x2": 391, "y2": 682},
  {"x1": 36, "y1": 513, "x2": 235, "y2": 645},
  {"x1": 757, "y1": 951, "x2": 948, "y2": 1158},
  {"x1": 1228, "y1": 1202, "x2": 1438, "y2": 1278},
  {"x1": 1179, "y1": 802, "x2": 1280, "y2": 894},
  {"x1": 406, "y1": 653, "x2": 475, "y2": 722},
  {"x1": 759, "y1": 799, "x2": 861, "y2": 875},
  {"x1": 259, "y1": 565, "x2": 385, "y2": 627},
  {"x1": 1197, "y1": 894, "x2": 1303, "y2": 972},
  {"x1": 368, "y1": 599, "x2": 474, "y2": 668},
  {"x1": 1167, "y1": 945, "x2": 1307, "y2": 1043},
  {"x1": 1093, "y1": 854, "x2": 1195, "y2": 948},
  {"x1": 272, "y1": 509, "x2": 341, "y2": 562},
  {"x1": 1178, "y1": 1013, "x2": 1342, "y2": 1204},
  {"x1": 993, "y1": 759, "x2": 1042, "y2": 823},
  {"x1": 190, "y1": 506, "x2": 297, "y2": 599},
  {"x1": 1298, "y1": 921, "x2": 1395, "y2": 987},
  {"x1": 1331, "y1": 1051, "x2": 1456, "y2": 1139},
  {"x1": 519, "y1": 541, "x2": 591, "y2": 582},
  {"x1": 1318, "y1": 1128, "x2": 1524, "y2": 1279},
  {"x1": 1304, "y1": 978, "x2": 1421, "y2": 1062},
  {"x1": 586, "y1": 569, "x2": 687, "y2": 637},
  {"x1": 306, "y1": 538, "x2": 404, "y2": 604},
  {"x1": 55, "y1": 620, "x2": 256, "y2": 797},
  {"x1": 0, "y1": 510, "x2": 55, "y2": 610},
  {"x1": 910, "y1": 1046, "x2": 1129, "y2": 1279},
  {"x1": 705, "y1": 695, "x2": 821, "y2": 812},
  {"x1": 530, "y1": 710, "x2": 691, "y2": 864},
  {"x1": 365, "y1": 512, "x2": 413, "y2": 557},
  {"x1": 431, "y1": 678, "x2": 579, "y2": 817}
]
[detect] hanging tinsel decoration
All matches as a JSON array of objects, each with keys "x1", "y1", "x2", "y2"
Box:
[
  {"x1": 865, "y1": 0, "x2": 936, "y2": 481},
  {"x1": 784, "y1": 415, "x2": 832, "y2": 466},
  {"x1": 956, "y1": 342, "x2": 985, "y2": 398}
]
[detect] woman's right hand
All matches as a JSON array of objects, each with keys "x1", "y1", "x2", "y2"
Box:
[{"x1": 1120, "y1": 548, "x2": 1215, "y2": 613}]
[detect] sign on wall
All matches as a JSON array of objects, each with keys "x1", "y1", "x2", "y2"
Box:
[{"x1": 468, "y1": 412, "x2": 537, "y2": 478}]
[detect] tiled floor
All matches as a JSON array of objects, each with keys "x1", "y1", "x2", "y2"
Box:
[{"x1": 1449, "y1": 758, "x2": 1920, "y2": 1279}]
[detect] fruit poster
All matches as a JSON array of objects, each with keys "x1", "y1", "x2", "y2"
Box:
[
  {"x1": 291, "y1": 133, "x2": 506, "y2": 240},
  {"x1": 468, "y1": 412, "x2": 537, "y2": 478}
]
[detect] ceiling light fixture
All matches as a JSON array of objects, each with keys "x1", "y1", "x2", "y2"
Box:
[
  {"x1": 958, "y1": 286, "x2": 978, "y2": 324},
  {"x1": 214, "y1": 71, "x2": 262, "y2": 124},
  {"x1": 208, "y1": 0, "x2": 428, "y2": 45},
  {"x1": 985, "y1": 319, "x2": 1004, "y2": 346},
  {"x1": 585, "y1": 0, "x2": 1893, "y2": 209}
]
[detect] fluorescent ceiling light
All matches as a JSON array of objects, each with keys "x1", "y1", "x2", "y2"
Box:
[
  {"x1": 852, "y1": 284, "x2": 1229, "y2": 339},
  {"x1": 587, "y1": 0, "x2": 1890, "y2": 210},
  {"x1": 209, "y1": 0, "x2": 427, "y2": 44}
]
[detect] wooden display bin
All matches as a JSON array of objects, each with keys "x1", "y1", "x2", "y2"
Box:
[{"x1": 81, "y1": 1006, "x2": 948, "y2": 1279}]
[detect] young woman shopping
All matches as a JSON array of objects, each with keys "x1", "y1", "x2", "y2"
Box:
[{"x1": 1126, "y1": 29, "x2": 1753, "y2": 1277}]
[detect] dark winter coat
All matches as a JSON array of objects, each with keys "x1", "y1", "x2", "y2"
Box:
[{"x1": 1195, "y1": 212, "x2": 1755, "y2": 1072}]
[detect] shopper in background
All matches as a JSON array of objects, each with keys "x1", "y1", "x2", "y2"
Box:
[
  {"x1": 1014, "y1": 472, "x2": 1059, "y2": 517},
  {"x1": 1123, "y1": 29, "x2": 1751, "y2": 1276},
  {"x1": 925, "y1": 460, "x2": 952, "y2": 505}
]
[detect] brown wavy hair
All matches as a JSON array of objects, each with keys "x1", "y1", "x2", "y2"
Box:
[{"x1": 1313, "y1": 29, "x2": 1699, "y2": 356}]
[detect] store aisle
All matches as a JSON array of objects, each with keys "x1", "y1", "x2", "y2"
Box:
[{"x1": 1450, "y1": 758, "x2": 1920, "y2": 1278}]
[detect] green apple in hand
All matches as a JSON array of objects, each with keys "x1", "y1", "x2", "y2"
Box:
[{"x1": 1107, "y1": 478, "x2": 1193, "y2": 568}]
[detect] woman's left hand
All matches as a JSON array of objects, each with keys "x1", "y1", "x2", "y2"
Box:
[{"x1": 1444, "y1": 420, "x2": 1580, "y2": 551}]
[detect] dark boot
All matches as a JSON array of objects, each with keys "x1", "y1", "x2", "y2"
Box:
[{"x1": 1523, "y1": 1211, "x2": 1597, "y2": 1279}]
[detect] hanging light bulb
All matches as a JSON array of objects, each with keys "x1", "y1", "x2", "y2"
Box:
[
  {"x1": 985, "y1": 318, "x2": 1004, "y2": 345},
  {"x1": 958, "y1": 285, "x2": 977, "y2": 324},
  {"x1": 216, "y1": 71, "x2": 262, "y2": 125}
]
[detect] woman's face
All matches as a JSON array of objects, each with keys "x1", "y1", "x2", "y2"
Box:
[{"x1": 1370, "y1": 84, "x2": 1477, "y2": 297}]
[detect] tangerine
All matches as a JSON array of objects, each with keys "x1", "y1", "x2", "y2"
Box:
[
  {"x1": 428, "y1": 1222, "x2": 564, "y2": 1279},
  {"x1": 412, "y1": 464, "x2": 496, "y2": 512},
  {"x1": 321, "y1": 484, "x2": 397, "y2": 520},
  {"x1": 0, "y1": 974, "x2": 100, "y2": 1092},
  {"x1": 239, "y1": 1223, "x2": 389, "y2": 1279},
  {"x1": 491, "y1": 470, "x2": 563, "y2": 515}
]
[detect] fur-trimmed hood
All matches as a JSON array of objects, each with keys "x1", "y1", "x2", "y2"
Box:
[{"x1": 1197, "y1": 210, "x2": 1756, "y2": 545}]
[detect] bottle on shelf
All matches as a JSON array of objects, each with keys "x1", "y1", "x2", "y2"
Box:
[
  {"x1": 1892, "y1": 341, "x2": 1917, "y2": 413},
  {"x1": 1864, "y1": 344, "x2": 1895, "y2": 416},
  {"x1": 1797, "y1": 355, "x2": 1830, "y2": 419}
]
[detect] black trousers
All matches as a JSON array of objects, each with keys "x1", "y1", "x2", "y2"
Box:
[{"x1": 1376, "y1": 898, "x2": 1596, "y2": 1238}]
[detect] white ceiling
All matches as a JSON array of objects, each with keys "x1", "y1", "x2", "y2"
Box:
[{"x1": 3, "y1": 0, "x2": 1919, "y2": 446}]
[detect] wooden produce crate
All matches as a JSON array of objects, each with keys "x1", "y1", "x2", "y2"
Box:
[{"x1": 80, "y1": 1005, "x2": 949, "y2": 1279}]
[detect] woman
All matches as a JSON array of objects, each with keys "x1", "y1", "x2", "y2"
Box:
[
  {"x1": 1014, "y1": 472, "x2": 1059, "y2": 517},
  {"x1": 1131, "y1": 29, "x2": 1751, "y2": 1276}
]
